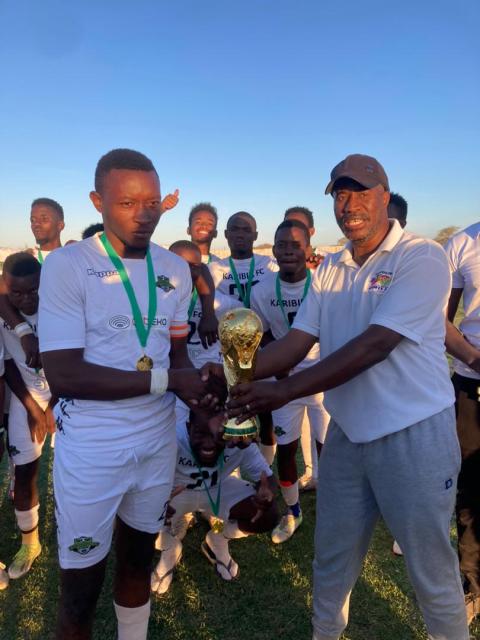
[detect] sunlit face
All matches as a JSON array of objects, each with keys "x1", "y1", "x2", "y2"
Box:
[
  {"x1": 188, "y1": 412, "x2": 225, "y2": 466},
  {"x1": 188, "y1": 211, "x2": 218, "y2": 245},
  {"x1": 90, "y1": 169, "x2": 162, "y2": 252},
  {"x1": 333, "y1": 180, "x2": 390, "y2": 246},
  {"x1": 4, "y1": 272, "x2": 40, "y2": 316},
  {"x1": 273, "y1": 227, "x2": 311, "y2": 278},
  {"x1": 30, "y1": 205, "x2": 64, "y2": 245},
  {"x1": 224, "y1": 214, "x2": 257, "y2": 255}
]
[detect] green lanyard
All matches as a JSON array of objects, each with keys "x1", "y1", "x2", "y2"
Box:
[
  {"x1": 208, "y1": 254, "x2": 212, "y2": 264},
  {"x1": 191, "y1": 449, "x2": 224, "y2": 518},
  {"x1": 188, "y1": 288, "x2": 199, "y2": 320},
  {"x1": 37, "y1": 249, "x2": 44, "y2": 264},
  {"x1": 275, "y1": 271, "x2": 312, "y2": 329},
  {"x1": 99, "y1": 233, "x2": 157, "y2": 351},
  {"x1": 229, "y1": 256, "x2": 255, "y2": 308}
]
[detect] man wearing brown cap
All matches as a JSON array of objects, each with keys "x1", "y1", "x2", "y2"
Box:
[{"x1": 226, "y1": 154, "x2": 468, "y2": 639}]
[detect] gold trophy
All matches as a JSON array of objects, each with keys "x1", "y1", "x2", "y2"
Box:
[{"x1": 218, "y1": 307, "x2": 263, "y2": 440}]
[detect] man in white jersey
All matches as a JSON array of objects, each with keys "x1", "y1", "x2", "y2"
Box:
[
  {"x1": 225, "y1": 154, "x2": 469, "y2": 640},
  {"x1": 187, "y1": 202, "x2": 221, "y2": 264},
  {"x1": 151, "y1": 408, "x2": 278, "y2": 594},
  {"x1": 38, "y1": 149, "x2": 223, "y2": 640},
  {"x1": 0, "y1": 198, "x2": 64, "y2": 372},
  {"x1": 251, "y1": 220, "x2": 329, "y2": 543},
  {"x1": 444, "y1": 224, "x2": 480, "y2": 624},
  {"x1": 0, "y1": 347, "x2": 9, "y2": 589},
  {"x1": 1, "y1": 253, "x2": 55, "y2": 579},
  {"x1": 211, "y1": 211, "x2": 278, "y2": 464}
]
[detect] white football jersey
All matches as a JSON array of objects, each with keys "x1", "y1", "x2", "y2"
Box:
[{"x1": 210, "y1": 254, "x2": 278, "y2": 305}]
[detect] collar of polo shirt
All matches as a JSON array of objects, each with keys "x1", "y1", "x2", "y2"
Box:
[{"x1": 338, "y1": 219, "x2": 404, "y2": 267}]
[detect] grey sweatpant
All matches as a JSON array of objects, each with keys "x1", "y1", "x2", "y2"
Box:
[{"x1": 312, "y1": 406, "x2": 469, "y2": 640}]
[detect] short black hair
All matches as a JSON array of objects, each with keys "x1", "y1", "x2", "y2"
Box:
[
  {"x1": 82, "y1": 222, "x2": 104, "y2": 239},
  {"x1": 388, "y1": 192, "x2": 408, "y2": 220},
  {"x1": 275, "y1": 220, "x2": 310, "y2": 245},
  {"x1": 94, "y1": 148, "x2": 158, "y2": 193},
  {"x1": 284, "y1": 206, "x2": 314, "y2": 229},
  {"x1": 31, "y1": 197, "x2": 64, "y2": 221},
  {"x1": 188, "y1": 202, "x2": 218, "y2": 226},
  {"x1": 226, "y1": 211, "x2": 256, "y2": 229},
  {"x1": 169, "y1": 239, "x2": 201, "y2": 256},
  {"x1": 3, "y1": 252, "x2": 42, "y2": 277}
]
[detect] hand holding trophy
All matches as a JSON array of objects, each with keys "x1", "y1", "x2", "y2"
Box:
[{"x1": 218, "y1": 307, "x2": 263, "y2": 440}]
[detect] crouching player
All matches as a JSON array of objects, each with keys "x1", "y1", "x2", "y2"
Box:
[
  {"x1": 151, "y1": 409, "x2": 278, "y2": 594},
  {"x1": 0, "y1": 252, "x2": 55, "y2": 578}
]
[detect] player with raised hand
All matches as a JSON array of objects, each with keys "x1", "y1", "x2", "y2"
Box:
[
  {"x1": 0, "y1": 252, "x2": 56, "y2": 580},
  {"x1": 160, "y1": 188, "x2": 180, "y2": 213},
  {"x1": 187, "y1": 202, "x2": 220, "y2": 264},
  {"x1": 250, "y1": 220, "x2": 329, "y2": 543},
  {"x1": 38, "y1": 149, "x2": 224, "y2": 640},
  {"x1": 151, "y1": 408, "x2": 278, "y2": 594}
]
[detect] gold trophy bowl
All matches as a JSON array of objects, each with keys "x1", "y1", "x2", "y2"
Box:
[{"x1": 218, "y1": 307, "x2": 263, "y2": 440}]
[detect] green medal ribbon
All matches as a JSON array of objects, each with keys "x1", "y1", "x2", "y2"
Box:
[
  {"x1": 228, "y1": 256, "x2": 255, "y2": 308},
  {"x1": 275, "y1": 270, "x2": 312, "y2": 329},
  {"x1": 191, "y1": 449, "x2": 224, "y2": 518},
  {"x1": 188, "y1": 288, "x2": 199, "y2": 320},
  {"x1": 208, "y1": 254, "x2": 212, "y2": 264},
  {"x1": 99, "y1": 233, "x2": 157, "y2": 352},
  {"x1": 37, "y1": 249, "x2": 44, "y2": 264}
]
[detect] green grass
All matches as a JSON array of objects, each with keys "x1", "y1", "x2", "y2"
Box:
[{"x1": 1, "y1": 441, "x2": 478, "y2": 640}]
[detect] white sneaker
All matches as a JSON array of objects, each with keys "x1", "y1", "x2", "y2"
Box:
[
  {"x1": 170, "y1": 512, "x2": 195, "y2": 541},
  {"x1": 392, "y1": 540, "x2": 403, "y2": 556},
  {"x1": 151, "y1": 539, "x2": 182, "y2": 595},
  {"x1": 271, "y1": 512, "x2": 303, "y2": 544},
  {"x1": 298, "y1": 473, "x2": 317, "y2": 492},
  {"x1": 8, "y1": 543, "x2": 42, "y2": 579},
  {"x1": 0, "y1": 562, "x2": 9, "y2": 590}
]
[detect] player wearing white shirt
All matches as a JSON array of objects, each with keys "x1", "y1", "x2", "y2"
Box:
[
  {"x1": 226, "y1": 155, "x2": 468, "y2": 640},
  {"x1": 0, "y1": 337, "x2": 10, "y2": 590},
  {"x1": 151, "y1": 408, "x2": 278, "y2": 594},
  {"x1": 0, "y1": 253, "x2": 56, "y2": 582},
  {"x1": 38, "y1": 149, "x2": 222, "y2": 640},
  {"x1": 187, "y1": 202, "x2": 221, "y2": 264},
  {"x1": 445, "y1": 223, "x2": 480, "y2": 624},
  {"x1": 251, "y1": 220, "x2": 329, "y2": 543}
]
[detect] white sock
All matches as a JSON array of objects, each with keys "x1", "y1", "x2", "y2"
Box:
[
  {"x1": 280, "y1": 481, "x2": 299, "y2": 508},
  {"x1": 114, "y1": 600, "x2": 150, "y2": 640},
  {"x1": 15, "y1": 505, "x2": 40, "y2": 545},
  {"x1": 222, "y1": 519, "x2": 249, "y2": 540},
  {"x1": 259, "y1": 443, "x2": 276, "y2": 466}
]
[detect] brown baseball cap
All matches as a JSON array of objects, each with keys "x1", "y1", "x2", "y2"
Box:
[{"x1": 325, "y1": 154, "x2": 389, "y2": 194}]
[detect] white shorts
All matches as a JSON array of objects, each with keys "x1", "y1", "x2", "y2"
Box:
[
  {"x1": 169, "y1": 475, "x2": 255, "y2": 526},
  {"x1": 7, "y1": 393, "x2": 47, "y2": 465},
  {"x1": 54, "y1": 427, "x2": 176, "y2": 569},
  {"x1": 272, "y1": 394, "x2": 330, "y2": 446}
]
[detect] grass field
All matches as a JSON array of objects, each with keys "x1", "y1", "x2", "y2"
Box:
[{"x1": 1, "y1": 437, "x2": 478, "y2": 640}]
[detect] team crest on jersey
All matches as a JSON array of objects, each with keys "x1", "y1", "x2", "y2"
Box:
[
  {"x1": 274, "y1": 425, "x2": 287, "y2": 437},
  {"x1": 7, "y1": 444, "x2": 20, "y2": 457},
  {"x1": 156, "y1": 275, "x2": 175, "y2": 292},
  {"x1": 69, "y1": 536, "x2": 100, "y2": 555},
  {"x1": 368, "y1": 271, "x2": 393, "y2": 293}
]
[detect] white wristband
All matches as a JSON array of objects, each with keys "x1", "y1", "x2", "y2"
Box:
[
  {"x1": 150, "y1": 368, "x2": 169, "y2": 395},
  {"x1": 14, "y1": 322, "x2": 34, "y2": 338}
]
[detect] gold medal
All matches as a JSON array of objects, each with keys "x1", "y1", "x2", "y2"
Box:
[
  {"x1": 136, "y1": 354, "x2": 153, "y2": 371},
  {"x1": 211, "y1": 518, "x2": 224, "y2": 534}
]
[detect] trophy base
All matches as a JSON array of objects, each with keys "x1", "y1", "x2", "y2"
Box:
[{"x1": 223, "y1": 416, "x2": 259, "y2": 440}]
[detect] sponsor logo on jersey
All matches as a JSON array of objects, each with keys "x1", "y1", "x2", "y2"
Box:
[
  {"x1": 156, "y1": 275, "x2": 175, "y2": 291},
  {"x1": 86, "y1": 267, "x2": 118, "y2": 279},
  {"x1": 179, "y1": 456, "x2": 195, "y2": 467},
  {"x1": 68, "y1": 536, "x2": 100, "y2": 555},
  {"x1": 368, "y1": 271, "x2": 393, "y2": 293},
  {"x1": 223, "y1": 268, "x2": 265, "y2": 280},
  {"x1": 109, "y1": 315, "x2": 131, "y2": 330},
  {"x1": 270, "y1": 298, "x2": 302, "y2": 308}
]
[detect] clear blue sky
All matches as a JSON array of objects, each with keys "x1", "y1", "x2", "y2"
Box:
[{"x1": 0, "y1": 0, "x2": 479, "y2": 249}]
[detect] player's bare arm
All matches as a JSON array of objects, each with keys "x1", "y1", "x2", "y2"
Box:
[
  {"x1": 194, "y1": 264, "x2": 218, "y2": 348},
  {"x1": 4, "y1": 359, "x2": 47, "y2": 443},
  {"x1": 0, "y1": 276, "x2": 40, "y2": 370},
  {"x1": 228, "y1": 324, "x2": 403, "y2": 419},
  {"x1": 445, "y1": 287, "x2": 480, "y2": 373}
]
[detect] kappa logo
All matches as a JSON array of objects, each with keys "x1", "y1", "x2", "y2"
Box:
[
  {"x1": 368, "y1": 270, "x2": 393, "y2": 293},
  {"x1": 109, "y1": 315, "x2": 131, "y2": 330},
  {"x1": 69, "y1": 536, "x2": 100, "y2": 555}
]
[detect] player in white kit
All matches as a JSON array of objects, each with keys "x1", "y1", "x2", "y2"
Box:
[
  {"x1": 0, "y1": 341, "x2": 10, "y2": 589},
  {"x1": 38, "y1": 149, "x2": 223, "y2": 640},
  {"x1": 151, "y1": 408, "x2": 278, "y2": 594},
  {"x1": 0, "y1": 253, "x2": 56, "y2": 578},
  {"x1": 250, "y1": 220, "x2": 329, "y2": 543}
]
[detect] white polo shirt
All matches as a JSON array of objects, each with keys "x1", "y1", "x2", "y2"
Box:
[
  {"x1": 38, "y1": 235, "x2": 191, "y2": 451},
  {"x1": 293, "y1": 220, "x2": 454, "y2": 443},
  {"x1": 445, "y1": 222, "x2": 480, "y2": 379}
]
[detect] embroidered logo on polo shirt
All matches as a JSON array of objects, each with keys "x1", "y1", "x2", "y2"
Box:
[{"x1": 368, "y1": 271, "x2": 393, "y2": 293}]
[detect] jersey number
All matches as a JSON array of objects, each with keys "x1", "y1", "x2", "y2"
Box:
[
  {"x1": 186, "y1": 469, "x2": 219, "y2": 490},
  {"x1": 187, "y1": 320, "x2": 201, "y2": 345},
  {"x1": 228, "y1": 280, "x2": 260, "y2": 302}
]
